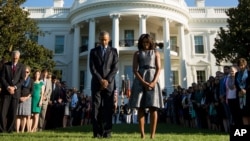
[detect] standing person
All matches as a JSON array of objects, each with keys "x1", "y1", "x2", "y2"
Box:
[
  {"x1": 220, "y1": 66, "x2": 230, "y2": 99},
  {"x1": 128, "y1": 34, "x2": 164, "y2": 139},
  {"x1": 69, "y1": 88, "x2": 78, "y2": 127},
  {"x1": 0, "y1": 50, "x2": 25, "y2": 133},
  {"x1": 45, "y1": 76, "x2": 59, "y2": 129},
  {"x1": 31, "y1": 69, "x2": 44, "y2": 132},
  {"x1": 235, "y1": 58, "x2": 250, "y2": 125},
  {"x1": 16, "y1": 66, "x2": 33, "y2": 133},
  {"x1": 219, "y1": 66, "x2": 231, "y2": 132},
  {"x1": 226, "y1": 66, "x2": 243, "y2": 127},
  {"x1": 50, "y1": 80, "x2": 64, "y2": 129},
  {"x1": 0, "y1": 56, "x2": 7, "y2": 113},
  {"x1": 0, "y1": 55, "x2": 6, "y2": 101},
  {"x1": 89, "y1": 31, "x2": 119, "y2": 138},
  {"x1": 39, "y1": 69, "x2": 52, "y2": 131}
]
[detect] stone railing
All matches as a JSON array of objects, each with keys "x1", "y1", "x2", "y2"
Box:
[
  {"x1": 189, "y1": 7, "x2": 230, "y2": 18},
  {"x1": 25, "y1": 6, "x2": 230, "y2": 19},
  {"x1": 25, "y1": 7, "x2": 70, "y2": 18}
]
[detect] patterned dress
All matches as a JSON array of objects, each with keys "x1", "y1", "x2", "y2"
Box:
[
  {"x1": 129, "y1": 50, "x2": 164, "y2": 109},
  {"x1": 16, "y1": 77, "x2": 33, "y2": 116},
  {"x1": 31, "y1": 81, "x2": 44, "y2": 113}
]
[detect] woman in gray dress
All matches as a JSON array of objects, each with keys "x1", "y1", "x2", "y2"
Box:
[
  {"x1": 16, "y1": 66, "x2": 33, "y2": 133},
  {"x1": 129, "y1": 34, "x2": 164, "y2": 139}
]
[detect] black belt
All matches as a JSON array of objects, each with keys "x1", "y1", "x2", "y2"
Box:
[{"x1": 141, "y1": 65, "x2": 155, "y2": 69}]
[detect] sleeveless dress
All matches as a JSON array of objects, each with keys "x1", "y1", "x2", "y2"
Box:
[
  {"x1": 129, "y1": 50, "x2": 164, "y2": 109},
  {"x1": 32, "y1": 81, "x2": 44, "y2": 113}
]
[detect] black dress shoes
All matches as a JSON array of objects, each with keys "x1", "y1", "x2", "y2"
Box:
[
  {"x1": 93, "y1": 134, "x2": 102, "y2": 138},
  {"x1": 103, "y1": 133, "x2": 112, "y2": 138}
]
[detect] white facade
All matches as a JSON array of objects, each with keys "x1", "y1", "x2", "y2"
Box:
[{"x1": 24, "y1": 0, "x2": 233, "y2": 96}]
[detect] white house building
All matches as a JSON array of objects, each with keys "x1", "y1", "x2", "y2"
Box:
[{"x1": 24, "y1": 0, "x2": 234, "y2": 97}]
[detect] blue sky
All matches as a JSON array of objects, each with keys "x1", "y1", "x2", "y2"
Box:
[{"x1": 22, "y1": 0, "x2": 238, "y2": 7}]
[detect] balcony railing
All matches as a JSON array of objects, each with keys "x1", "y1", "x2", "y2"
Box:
[
  {"x1": 119, "y1": 40, "x2": 137, "y2": 47},
  {"x1": 25, "y1": 6, "x2": 231, "y2": 19},
  {"x1": 79, "y1": 40, "x2": 179, "y2": 54}
]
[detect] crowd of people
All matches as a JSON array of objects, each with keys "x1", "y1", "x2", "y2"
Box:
[
  {"x1": 163, "y1": 59, "x2": 250, "y2": 133},
  {"x1": 0, "y1": 50, "x2": 92, "y2": 133}
]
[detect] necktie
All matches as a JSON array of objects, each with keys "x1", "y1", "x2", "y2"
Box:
[
  {"x1": 102, "y1": 48, "x2": 106, "y2": 58},
  {"x1": 12, "y1": 64, "x2": 16, "y2": 75}
]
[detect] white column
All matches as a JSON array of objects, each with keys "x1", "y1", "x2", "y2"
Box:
[
  {"x1": 85, "y1": 18, "x2": 95, "y2": 96},
  {"x1": 139, "y1": 14, "x2": 147, "y2": 35},
  {"x1": 72, "y1": 24, "x2": 80, "y2": 89},
  {"x1": 178, "y1": 23, "x2": 187, "y2": 88},
  {"x1": 163, "y1": 18, "x2": 173, "y2": 95},
  {"x1": 111, "y1": 14, "x2": 120, "y2": 93},
  {"x1": 111, "y1": 14, "x2": 120, "y2": 49}
]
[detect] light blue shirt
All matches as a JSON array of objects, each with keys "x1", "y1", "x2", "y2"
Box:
[{"x1": 71, "y1": 93, "x2": 78, "y2": 108}]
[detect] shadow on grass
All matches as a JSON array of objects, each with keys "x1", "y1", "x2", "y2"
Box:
[
  {"x1": 52, "y1": 123, "x2": 228, "y2": 136},
  {"x1": 0, "y1": 123, "x2": 228, "y2": 140}
]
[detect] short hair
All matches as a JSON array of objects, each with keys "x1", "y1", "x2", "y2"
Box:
[
  {"x1": 25, "y1": 65, "x2": 31, "y2": 71},
  {"x1": 237, "y1": 58, "x2": 247, "y2": 66},
  {"x1": 137, "y1": 34, "x2": 155, "y2": 50},
  {"x1": 99, "y1": 31, "x2": 109, "y2": 37},
  {"x1": 12, "y1": 50, "x2": 20, "y2": 56}
]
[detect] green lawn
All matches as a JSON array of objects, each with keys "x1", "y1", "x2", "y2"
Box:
[{"x1": 0, "y1": 123, "x2": 228, "y2": 141}]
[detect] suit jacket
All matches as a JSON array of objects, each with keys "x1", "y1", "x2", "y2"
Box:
[
  {"x1": 1, "y1": 61, "x2": 25, "y2": 98},
  {"x1": 235, "y1": 70, "x2": 250, "y2": 101},
  {"x1": 219, "y1": 75, "x2": 228, "y2": 97},
  {"x1": 50, "y1": 83, "x2": 60, "y2": 103},
  {"x1": 89, "y1": 46, "x2": 119, "y2": 94},
  {"x1": 42, "y1": 78, "x2": 52, "y2": 105}
]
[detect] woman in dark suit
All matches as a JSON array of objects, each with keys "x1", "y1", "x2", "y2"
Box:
[{"x1": 89, "y1": 31, "x2": 119, "y2": 138}]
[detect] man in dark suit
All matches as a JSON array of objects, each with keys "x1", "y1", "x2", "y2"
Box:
[
  {"x1": 45, "y1": 76, "x2": 59, "y2": 129},
  {"x1": 89, "y1": 31, "x2": 118, "y2": 138},
  {"x1": 48, "y1": 79, "x2": 64, "y2": 129},
  {"x1": 0, "y1": 50, "x2": 25, "y2": 133}
]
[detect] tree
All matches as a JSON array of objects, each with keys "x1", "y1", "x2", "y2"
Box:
[
  {"x1": 211, "y1": 0, "x2": 250, "y2": 65},
  {"x1": 0, "y1": 0, "x2": 55, "y2": 70}
]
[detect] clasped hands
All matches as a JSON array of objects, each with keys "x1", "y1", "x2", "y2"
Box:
[
  {"x1": 7, "y1": 86, "x2": 15, "y2": 95},
  {"x1": 239, "y1": 89, "x2": 246, "y2": 97},
  {"x1": 20, "y1": 95, "x2": 31, "y2": 102},
  {"x1": 142, "y1": 81, "x2": 155, "y2": 91},
  {"x1": 100, "y1": 79, "x2": 109, "y2": 90}
]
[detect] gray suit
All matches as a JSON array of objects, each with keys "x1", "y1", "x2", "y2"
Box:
[{"x1": 39, "y1": 78, "x2": 52, "y2": 130}]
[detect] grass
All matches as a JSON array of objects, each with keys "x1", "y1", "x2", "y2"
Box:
[{"x1": 0, "y1": 123, "x2": 229, "y2": 141}]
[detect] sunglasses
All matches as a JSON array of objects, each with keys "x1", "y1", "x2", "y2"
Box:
[{"x1": 26, "y1": 71, "x2": 30, "y2": 73}]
